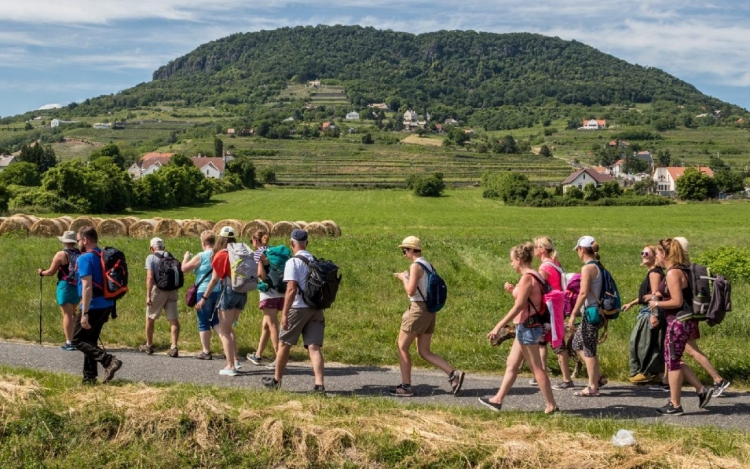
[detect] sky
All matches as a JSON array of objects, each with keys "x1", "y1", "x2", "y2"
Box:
[{"x1": 1, "y1": 1, "x2": 749, "y2": 117}]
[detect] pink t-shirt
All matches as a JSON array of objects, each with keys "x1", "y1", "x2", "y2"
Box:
[{"x1": 539, "y1": 260, "x2": 563, "y2": 291}]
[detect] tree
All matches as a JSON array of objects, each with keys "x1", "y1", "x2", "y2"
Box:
[
  {"x1": 214, "y1": 137, "x2": 224, "y2": 158},
  {"x1": 90, "y1": 143, "x2": 126, "y2": 169},
  {"x1": 622, "y1": 155, "x2": 648, "y2": 174},
  {"x1": 226, "y1": 155, "x2": 258, "y2": 188},
  {"x1": 445, "y1": 127, "x2": 469, "y2": 146},
  {"x1": 0, "y1": 184, "x2": 8, "y2": 212},
  {"x1": 410, "y1": 173, "x2": 445, "y2": 197},
  {"x1": 599, "y1": 181, "x2": 623, "y2": 198},
  {"x1": 18, "y1": 143, "x2": 57, "y2": 173},
  {"x1": 583, "y1": 183, "x2": 602, "y2": 201},
  {"x1": 0, "y1": 162, "x2": 41, "y2": 186},
  {"x1": 481, "y1": 171, "x2": 530, "y2": 203},
  {"x1": 713, "y1": 170, "x2": 744, "y2": 194},
  {"x1": 675, "y1": 167, "x2": 718, "y2": 201},
  {"x1": 656, "y1": 149, "x2": 671, "y2": 167},
  {"x1": 169, "y1": 153, "x2": 194, "y2": 168},
  {"x1": 565, "y1": 186, "x2": 584, "y2": 200},
  {"x1": 497, "y1": 135, "x2": 519, "y2": 154},
  {"x1": 708, "y1": 156, "x2": 730, "y2": 172},
  {"x1": 361, "y1": 132, "x2": 374, "y2": 144},
  {"x1": 259, "y1": 167, "x2": 277, "y2": 184},
  {"x1": 632, "y1": 178, "x2": 656, "y2": 195},
  {"x1": 539, "y1": 145, "x2": 552, "y2": 157}
]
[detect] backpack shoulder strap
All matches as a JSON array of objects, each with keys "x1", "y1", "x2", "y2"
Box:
[
  {"x1": 154, "y1": 252, "x2": 164, "y2": 259},
  {"x1": 414, "y1": 261, "x2": 434, "y2": 275},
  {"x1": 523, "y1": 272, "x2": 546, "y2": 316},
  {"x1": 294, "y1": 254, "x2": 311, "y2": 265}
]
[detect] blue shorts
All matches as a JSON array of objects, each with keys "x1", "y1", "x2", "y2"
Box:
[
  {"x1": 516, "y1": 323, "x2": 544, "y2": 345},
  {"x1": 196, "y1": 290, "x2": 220, "y2": 331},
  {"x1": 56, "y1": 280, "x2": 80, "y2": 306},
  {"x1": 219, "y1": 285, "x2": 247, "y2": 312}
]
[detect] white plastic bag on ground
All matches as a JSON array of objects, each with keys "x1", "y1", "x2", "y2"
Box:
[{"x1": 611, "y1": 429, "x2": 637, "y2": 447}]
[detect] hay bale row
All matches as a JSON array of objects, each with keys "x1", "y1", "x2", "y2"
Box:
[
  {"x1": 154, "y1": 219, "x2": 183, "y2": 237},
  {"x1": 241, "y1": 219, "x2": 270, "y2": 238},
  {"x1": 98, "y1": 219, "x2": 128, "y2": 237},
  {"x1": 129, "y1": 219, "x2": 157, "y2": 238},
  {"x1": 182, "y1": 219, "x2": 213, "y2": 237},
  {"x1": 30, "y1": 219, "x2": 65, "y2": 237},
  {"x1": 213, "y1": 219, "x2": 244, "y2": 236}
]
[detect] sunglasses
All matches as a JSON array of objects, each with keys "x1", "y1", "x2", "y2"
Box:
[
  {"x1": 641, "y1": 251, "x2": 651, "y2": 257},
  {"x1": 402, "y1": 248, "x2": 409, "y2": 255}
]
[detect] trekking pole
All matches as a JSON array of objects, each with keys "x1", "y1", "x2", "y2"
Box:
[{"x1": 38, "y1": 274, "x2": 43, "y2": 345}]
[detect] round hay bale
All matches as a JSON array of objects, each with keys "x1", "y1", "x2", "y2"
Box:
[
  {"x1": 98, "y1": 219, "x2": 128, "y2": 237},
  {"x1": 174, "y1": 219, "x2": 185, "y2": 227},
  {"x1": 154, "y1": 219, "x2": 183, "y2": 238},
  {"x1": 30, "y1": 219, "x2": 64, "y2": 237},
  {"x1": 69, "y1": 217, "x2": 97, "y2": 233},
  {"x1": 116, "y1": 217, "x2": 135, "y2": 229},
  {"x1": 213, "y1": 219, "x2": 243, "y2": 236},
  {"x1": 262, "y1": 220, "x2": 274, "y2": 230},
  {"x1": 129, "y1": 219, "x2": 157, "y2": 238},
  {"x1": 294, "y1": 221, "x2": 308, "y2": 229},
  {"x1": 304, "y1": 222, "x2": 329, "y2": 237},
  {"x1": 204, "y1": 220, "x2": 216, "y2": 229},
  {"x1": 320, "y1": 220, "x2": 341, "y2": 237},
  {"x1": 271, "y1": 221, "x2": 295, "y2": 238},
  {"x1": 0, "y1": 218, "x2": 31, "y2": 235},
  {"x1": 181, "y1": 219, "x2": 212, "y2": 237},
  {"x1": 10, "y1": 214, "x2": 37, "y2": 226},
  {"x1": 91, "y1": 217, "x2": 104, "y2": 227},
  {"x1": 241, "y1": 219, "x2": 270, "y2": 238},
  {"x1": 0, "y1": 217, "x2": 6, "y2": 225},
  {"x1": 57, "y1": 216, "x2": 73, "y2": 228}
]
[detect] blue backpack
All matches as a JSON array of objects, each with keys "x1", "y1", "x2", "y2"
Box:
[
  {"x1": 62, "y1": 248, "x2": 82, "y2": 287},
  {"x1": 415, "y1": 261, "x2": 447, "y2": 313},
  {"x1": 586, "y1": 260, "x2": 622, "y2": 320}
]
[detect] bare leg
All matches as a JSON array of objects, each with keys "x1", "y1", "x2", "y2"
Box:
[
  {"x1": 274, "y1": 342, "x2": 292, "y2": 382},
  {"x1": 539, "y1": 344, "x2": 548, "y2": 373},
  {"x1": 681, "y1": 362, "x2": 705, "y2": 392},
  {"x1": 557, "y1": 350, "x2": 573, "y2": 382},
  {"x1": 60, "y1": 304, "x2": 77, "y2": 342},
  {"x1": 145, "y1": 317, "x2": 155, "y2": 346},
  {"x1": 218, "y1": 309, "x2": 239, "y2": 368},
  {"x1": 397, "y1": 330, "x2": 417, "y2": 385},
  {"x1": 416, "y1": 333, "x2": 454, "y2": 375},
  {"x1": 577, "y1": 350, "x2": 600, "y2": 391},
  {"x1": 308, "y1": 344, "x2": 324, "y2": 386},
  {"x1": 257, "y1": 308, "x2": 280, "y2": 358},
  {"x1": 168, "y1": 318, "x2": 179, "y2": 349},
  {"x1": 490, "y1": 340, "x2": 524, "y2": 404},
  {"x1": 686, "y1": 340, "x2": 722, "y2": 384},
  {"x1": 668, "y1": 367, "x2": 685, "y2": 407},
  {"x1": 522, "y1": 344, "x2": 557, "y2": 412},
  {"x1": 199, "y1": 330, "x2": 212, "y2": 353}
]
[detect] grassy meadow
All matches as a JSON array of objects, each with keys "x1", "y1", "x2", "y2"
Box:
[{"x1": 3, "y1": 187, "x2": 750, "y2": 386}]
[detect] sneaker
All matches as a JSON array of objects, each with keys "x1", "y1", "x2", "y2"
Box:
[
  {"x1": 61, "y1": 342, "x2": 76, "y2": 351},
  {"x1": 235, "y1": 360, "x2": 242, "y2": 370},
  {"x1": 478, "y1": 396, "x2": 502, "y2": 412},
  {"x1": 529, "y1": 378, "x2": 538, "y2": 386},
  {"x1": 262, "y1": 377, "x2": 280, "y2": 389},
  {"x1": 103, "y1": 357, "x2": 123, "y2": 383},
  {"x1": 698, "y1": 387, "x2": 714, "y2": 409},
  {"x1": 265, "y1": 361, "x2": 276, "y2": 369},
  {"x1": 650, "y1": 383, "x2": 670, "y2": 392},
  {"x1": 247, "y1": 353, "x2": 262, "y2": 366},
  {"x1": 655, "y1": 401, "x2": 684, "y2": 416},
  {"x1": 219, "y1": 368, "x2": 238, "y2": 377},
  {"x1": 450, "y1": 370, "x2": 465, "y2": 396},
  {"x1": 552, "y1": 381, "x2": 575, "y2": 390},
  {"x1": 713, "y1": 379, "x2": 731, "y2": 397},
  {"x1": 629, "y1": 373, "x2": 650, "y2": 383},
  {"x1": 194, "y1": 351, "x2": 212, "y2": 360},
  {"x1": 139, "y1": 344, "x2": 154, "y2": 355},
  {"x1": 311, "y1": 384, "x2": 326, "y2": 396},
  {"x1": 167, "y1": 347, "x2": 179, "y2": 358},
  {"x1": 389, "y1": 384, "x2": 414, "y2": 397}
]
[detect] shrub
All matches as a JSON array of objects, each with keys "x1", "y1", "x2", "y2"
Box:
[
  {"x1": 259, "y1": 167, "x2": 277, "y2": 184},
  {"x1": 694, "y1": 247, "x2": 750, "y2": 283},
  {"x1": 411, "y1": 173, "x2": 445, "y2": 197},
  {"x1": 481, "y1": 171, "x2": 530, "y2": 203},
  {"x1": 565, "y1": 186, "x2": 584, "y2": 199}
]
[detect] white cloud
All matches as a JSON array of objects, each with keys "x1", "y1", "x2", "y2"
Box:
[{"x1": 38, "y1": 103, "x2": 62, "y2": 110}]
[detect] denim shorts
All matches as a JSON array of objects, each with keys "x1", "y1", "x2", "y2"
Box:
[
  {"x1": 219, "y1": 285, "x2": 247, "y2": 311},
  {"x1": 196, "y1": 290, "x2": 220, "y2": 331},
  {"x1": 515, "y1": 323, "x2": 544, "y2": 345}
]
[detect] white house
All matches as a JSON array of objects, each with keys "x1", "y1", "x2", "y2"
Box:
[
  {"x1": 283, "y1": 116, "x2": 295, "y2": 122},
  {"x1": 653, "y1": 166, "x2": 714, "y2": 197},
  {"x1": 127, "y1": 153, "x2": 227, "y2": 179},
  {"x1": 444, "y1": 118, "x2": 459, "y2": 126},
  {"x1": 561, "y1": 168, "x2": 615, "y2": 192},
  {"x1": 404, "y1": 110, "x2": 418, "y2": 122},
  {"x1": 580, "y1": 119, "x2": 607, "y2": 130},
  {"x1": 0, "y1": 155, "x2": 16, "y2": 172},
  {"x1": 93, "y1": 123, "x2": 111, "y2": 129},
  {"x1": 345, "y1": 111, "x2": 359, "y2": 120},
  {"x1": 191, "y1": 157, "x2": 226, "y2": 179},
  {"x1": 50, "y1": 119, "x2": 77, "y2": 128}
]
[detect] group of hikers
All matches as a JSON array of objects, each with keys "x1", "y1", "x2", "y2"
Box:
[{"x1": 38, "y1": 226, "x2": 731, "y2": 415}]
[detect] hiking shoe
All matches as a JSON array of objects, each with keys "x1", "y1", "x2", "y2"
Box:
[
  {"x1": 389, "y1": 384, "x2": 414, "y2": 397},
  {"x1": 265, "y1": 361, "x2": 276, "y2": 369},
  {"x1": 450, "y1": 370, "x2": 465, "y2": 396},
  {"x1": 60, "y1": 342, "x2": 76, "y2": 351},
  {"x1": 247, "y1": 353, "x2": 262, "y2": 366},
  {"x1": 698, "y1": 387, "x2": 714, "y2": 409},
  {"x1": 167, "y1": 347, "x2": 179, "y2": 358},
  {"x1": 311, "y1": 385, "x2": 326, "y2": 396},
  {"x1": 262, "y1": 377, "x2": 281, "y2": 389},
  {"x1": 650, "y1": 383, "x2": 670, "y2": 392},
  {"x1": 219, "y1": 368, "x2": 238, "y2": 377},
  {"x1": 552, "y1": 381, "x2": 575, "y2": 390},
  {"x1": 103, "y1": 357, "x2": 123, "y2": 383},
  {"x1": 713, "y1": 379, "x2": 731, "y2": 397},
  {"x1": 656, "y1": 401, "x2": 684, "y2": 416},
  {"x1": 139, "y1": 344, "x2": 154, "y2": 355},
  {"x1": 194, "y1": 351, "x2": 212, "y2": 360},
  {"x1": 629, "y1": 373, "x2": 650, "y2": 383},
  {"x1": 478, "y1": 397, "x2": 502, "y2": 412}
]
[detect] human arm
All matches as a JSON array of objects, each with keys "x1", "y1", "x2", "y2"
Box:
[
  {"x1": 80, "y1": 275, "x2": 92, "y2": 329},
  {"x1": 488, "y1": 274, "x2": 532, "y2": 341},
  {"x1": 258, "y1": 253, "x2": 269, "y2": 281},
  {"x1": 280, "y1": 280, "x2": 297, "y2": 331},
  {"x1": 396, "y1": 262, "x2": 423, "y2": 297},
  {"x1": 568, "y1": 263, "x2": 595, "y2": 327},
  {"x1": 649, "y1": 269, "x2": 684, "y2": 310},
  {"x1": 146, "y1": 269, "x2": 154, "y2": 306},
  {"x1": 38, "y1": 251, "x2": 66, "y2": 277},
  {"x1": 181, "y1": 252, "x2": 202, "y2": 273},
  {"x1": 195, "y1": 270, "x2": 221, "y2": 310}
]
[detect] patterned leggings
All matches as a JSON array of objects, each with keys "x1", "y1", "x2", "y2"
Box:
[
  {"x1": 664, "y1": 317, "x2": 698, "y2": 372},
  {"x1": 572, "y1": 317, "x2": 601, "y2": 358}
]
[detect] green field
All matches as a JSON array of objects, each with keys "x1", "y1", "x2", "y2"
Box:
[{"x1": 3, "y1": 188, "x2": 749, "y2": 386}]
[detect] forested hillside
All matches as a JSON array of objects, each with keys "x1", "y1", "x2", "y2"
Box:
[{"x1": 66, "y1": 25, "x2": 742, "y2": 118}]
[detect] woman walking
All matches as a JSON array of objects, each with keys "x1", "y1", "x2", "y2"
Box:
[
  {"x1": 480, "y1": 243, "x2": 557, "y2": 414},
  {"x1": 181, "y1": 230, "x2": 221, "y2": 360},
  {"x1": 651, "y1": 238, "x2": 713, "y2": 415},
  {"x1": 37, "y1": 231, "x2": 81, "y2": 351},
  {"x1": 196, "y1": 226, "x2": 247, "y2": 376},
  {"x1": 622, "y1": 245, "x2": 665, "y2": 383}
]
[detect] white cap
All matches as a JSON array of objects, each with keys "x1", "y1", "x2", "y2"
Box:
[
  {"x1": 574, "y1": 235, "x2": 596, "y2": 250},
  {"x1": 149, "y1": 237, "x2": 165, "y2": 249},
  {"x1": 674, "y1": 237, "x2": 689, "y2": 254}
]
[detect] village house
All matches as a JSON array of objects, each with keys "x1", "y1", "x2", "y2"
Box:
[
  {"x1": 93, "y1": 123, "x2": 111, "y2": 129},
  {"x1": 50, "y1": 119, "x2": 77, "y2": 128},
  {"x1": 127, "y1": 152, "x2": 227, "y2": 180},
  {"x1": 580, "y1": 119, "x2": 607, "y2": 130},
  {"x1": 0, "y1": 154, "x2": 16, "y2": 172},
  {"x1": 308, "y1": 80, "x2": 321, "y2": 87},
  {"x1": 345, "y1": 111, "x2": 360, "y2": 120},
  {"x1": 191, "y1": 157, "x2": 225, "y2": 179},
  {"x1": 367, "y1": 103, "x2": 389, "y2": 110},
  {"x1": 226, "y1": 128, "x2": 236, "y2": 135},
  {"x1": 444, "y1": 118, "x2": 458, "y2": 126},
  {"x1": 561, "y1": 168, "x2": 614, "y2": 192},
  {"x1": 653, "y1": 166, "x2": 714, "y2": 197}
]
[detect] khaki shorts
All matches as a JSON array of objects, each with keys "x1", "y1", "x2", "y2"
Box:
[
  {"x1": 279, "y1": 307, "x2": 325, "y2": 348},
  {"x1": 147, "y1": 286, "x2": 179, "y2": 321},
  {"x1": 401, "y1": 301, "x2": 435, "y2": 335}
]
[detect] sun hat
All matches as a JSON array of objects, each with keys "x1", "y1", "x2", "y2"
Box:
[
  {"x1": 290, "y1": 228, "x2": 308, "y2": 242},
  {"x1": 398, "y1": 236, "x2": 422, "y2": 250},
  {"x1": 674, "y1": 237, "x2": 689, "y2": 254},
  {"x1": 149, "y1": 237, "x2": 165, "y2": 249},
  {"x1": 574, "y1": 235, "x2": 596, "y2": 250},
  {"x1": 218, "y1": 226, "x2": 235, "y2": 238},
  {"x1": 58, "y1": 231, "x2": 77, "y2": 244}
]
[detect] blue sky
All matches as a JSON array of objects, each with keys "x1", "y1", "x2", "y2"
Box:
[{"x1": 1, "y1": 1, "x2": 749, "y2": 117}]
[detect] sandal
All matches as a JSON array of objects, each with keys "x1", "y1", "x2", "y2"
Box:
[
  {"x1": 598, "y1": 376, "x2": 608, "y2": 388},
  {"x1": 573, "y1": 386, "x2": 600, "y2": 397}
]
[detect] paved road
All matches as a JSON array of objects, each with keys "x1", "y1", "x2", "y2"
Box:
[{"x1": 1, "y1": 341, "x2": 748, "y2": 430}]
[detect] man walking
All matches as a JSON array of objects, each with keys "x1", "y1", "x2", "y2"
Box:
[
  {"x1": 262, "y1": 229, "x2": 326, "y2": 394},
  {"x1": 140, "y1": 237, "x2": 181, "y2": 357},
  {"x1": 70, "y1": 226, "x2": 122, "y2": 384}
]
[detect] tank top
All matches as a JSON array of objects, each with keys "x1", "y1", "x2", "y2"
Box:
[
  {"x1": 513, "y1": 273, "x2": 545, "y2": 325},
  {"x1": 539, "y1": 260, "x2": 563, "y2": 291},
  {"x1": 408, "y1": 257, "x2": 433, "y2": 303},
  {"x1": 195, "y1": 249, "x2": 221, "y2": 294},
  {"x1": 638, "y1": 267, "x2": 664, "y2": 304},
  {"x1": 584, "y1": 262, "x2": 602, "y2": 308},
  {"x1": 658, "y1": 267, "x2": 692, "y2": 319},
  {"x1": 56, "y1": 248, "x2": 79, "y2": 281}
]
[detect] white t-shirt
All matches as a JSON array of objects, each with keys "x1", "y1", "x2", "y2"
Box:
[
  {"x1": 408, "y1": 257, "x2": 433, "y2": 303},
  {"x1": 283, "y1": 250, "x2": 314, "y2": 309}
]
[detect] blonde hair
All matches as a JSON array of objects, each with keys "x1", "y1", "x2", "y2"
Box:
[
  {"x1": 510, "y1": 242, "x2": 535, "y2": 265},
  {"x1": 534, "y1": 236, "x2": 558, "y2": 260},
  {"x1": 581, "y1": 242, "x2": 600, "y2": 261},
  {"x1": 658, "y1": 238, "x2": 688, "y2": 267},
  {"x1": 200, "y1": 230, "x2": 215, "y2": 247}
]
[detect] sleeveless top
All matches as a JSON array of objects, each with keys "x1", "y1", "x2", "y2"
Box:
[
  {"x1": 584, "y1": 262, "x2": 603, "y2": 308},
  {"x1": 195, "y1": 249, "x2": 221, "y2": 294},
  {"x1": 539, "y1": 260, "x2": 563, "y2": 291},
  {"x1": 513, "y1": 273, "x2": 544, "y2": 325},
  {"x1": 408, "y1": 257, "x2": 433, "y2": 303},
  {"x1": 658, "y1": 267, "x2": 692, "y2": 319},
  {"x1": 638, "y1": 267, "x2": 664, "y2": 304},
  {"x1": 56, "y1": 248, "x2": 79, "y2": 281}
]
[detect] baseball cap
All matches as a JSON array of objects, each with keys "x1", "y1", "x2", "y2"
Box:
[
  {"x1": 58, "y1": 231, "x2": 77, "y2": 244},
  {"x1": 291, "y1": 228, "x2": 308, "y2": 242},
  {"x1": 674, "y1": 237, "x2": 689, "y2": 254},
  {"x1": 218, "y1": 226, "x2": 235, "y2": 238},
  {"x1": 149, "y1": 237, "x2": 165, "y2": 249},
  {"x1": 398, "y1": 236, "x2": 422, "y2": 250},
  {"x1": 574, "y1": 235, "x2": 596, "y2": 250}
]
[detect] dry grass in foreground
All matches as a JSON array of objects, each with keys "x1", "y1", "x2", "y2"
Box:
[{"x1": 1, "y1": 372, "x2": 749, "y2": 468}]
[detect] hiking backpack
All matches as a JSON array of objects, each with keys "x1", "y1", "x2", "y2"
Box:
[
  {"x1": 527, "y1": 272, "x2": 566, "y2": 348},
  {"x1": 541, "y1": 260, "x2": 568, "y2": 291},
  {"x1": 679, "y1": 263, "x2": 732, "y2": 326},
  {"x1": 154, "y1": 252, "x2": 184, "y2": 291},
  {"x1": 586, "y1": 260, "x2": 622, "y2": 320},
  {"x1": 415, "y1": 261, "x2": 447, "y2": 313},
  {"x1": 264, "y1": 245, "x2": 292, "y2": 293},
  {"x1": 226, "y1": 243, "x2": 258, "y2": 293},
  {"x1": 92, "y1": 247, "x2": 129, "y2": 301},
  {"x1": 295, "y1": 255, "x2": 342, "y2": 310},
  {"x1": 62, "y1": 248, "x2": 82, "y2": 287},
  {"x1": 563, "y1": 273, "x2": 582, "y2": 317}
]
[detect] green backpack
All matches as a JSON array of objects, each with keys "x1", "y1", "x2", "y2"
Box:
[{"x1": 262, "y1": 245, "x2": 292, "y2": 293}]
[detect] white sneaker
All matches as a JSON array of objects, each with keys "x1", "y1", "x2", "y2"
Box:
[
  {"x1": 219, "y1": 368, "x2": 238, "y2": 377},
  {"x1": 266, "y1": 361, "x2": 276, "y2": 369},
  {"x1": 234, "y1": 360, "x2": 242, "y2": 370}
]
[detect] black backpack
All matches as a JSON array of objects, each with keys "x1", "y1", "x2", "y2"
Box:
[
  {"x1": 92, "y1": 247, "x2": 129, "y2": 301},
  {"x1": 294, "y1": 255, "x2": 341, "y2": 309},
  {"x1": 154, "y1": 252, "x2": 184, "y2": 291}
]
